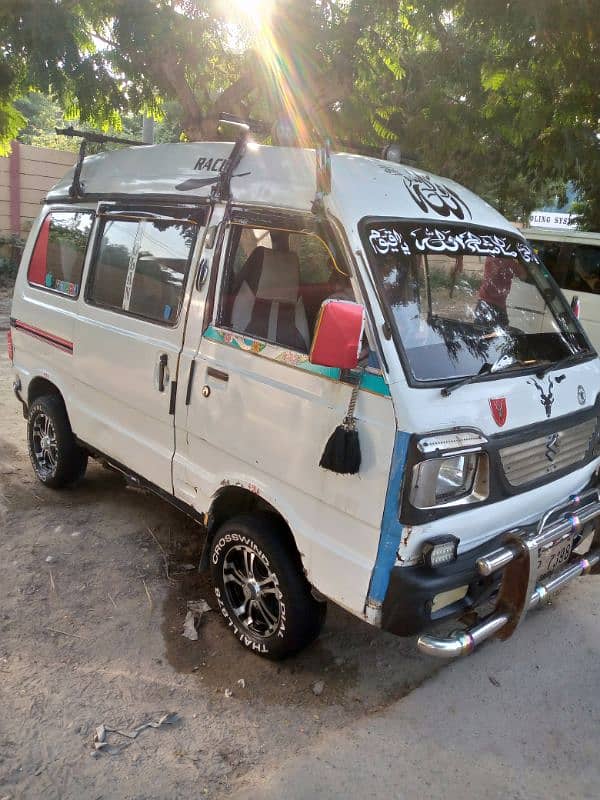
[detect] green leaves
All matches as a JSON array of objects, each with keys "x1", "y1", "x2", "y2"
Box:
[
  {"x1": 0, "y1": 101, "x2": 25, "y2": 156},
  {"x1": 1, "y1": 0, "x2": 598, "y2": 227},
  {"x1": 481, "y1": 68, "x2": 509, "y2": 92}
]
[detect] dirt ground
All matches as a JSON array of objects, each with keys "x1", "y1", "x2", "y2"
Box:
[{"x1": 0, "y1": 284, "x2": 444, "y2": 799}]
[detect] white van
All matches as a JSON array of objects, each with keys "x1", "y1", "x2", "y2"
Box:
[
  {"x1": 8, "y1": 132, "x2": 600, "y2": 660},
  {"x1": 522, "y1": 227, "x2": 600, "y2": 351}
]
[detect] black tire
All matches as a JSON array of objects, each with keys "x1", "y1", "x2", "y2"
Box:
[
  {"x1": 27, "y1": 395, "x2": 88, "y2": 489},
  {"x1": 210, "y1": 512, "x2": 326, "y2": 659}
]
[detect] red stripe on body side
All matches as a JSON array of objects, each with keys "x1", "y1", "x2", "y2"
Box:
[{"x1": 12, "y1": 319, "x2": 74, "y2": 354}]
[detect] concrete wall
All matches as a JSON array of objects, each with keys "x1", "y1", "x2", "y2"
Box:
[{"x1": 0, "y1": 142, "x2": 75, "y2": 236}]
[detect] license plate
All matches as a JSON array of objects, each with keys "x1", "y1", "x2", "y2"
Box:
[{"x1": 537, "y1": 534, "x2": 574, "y2": 577}]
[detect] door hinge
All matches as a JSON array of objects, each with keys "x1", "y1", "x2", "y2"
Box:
[
  {"x1": 169, "y1": 380, "x2": 177, "y2": 415},
  {"x1": 185, "y1": 360, "x2": 196, "y2": 405}
]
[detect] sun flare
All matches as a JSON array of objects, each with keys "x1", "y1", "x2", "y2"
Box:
[
  {"x1": 232, "y1": 0, "x2": 274, "y2": 30},
  {"x1": 229, "y1": 0, "x2": 332, "y2": 147}
]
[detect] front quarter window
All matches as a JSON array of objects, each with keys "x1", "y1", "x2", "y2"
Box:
[{"x1": 361, "y1": 220, "x2": 590, "y2": 384}]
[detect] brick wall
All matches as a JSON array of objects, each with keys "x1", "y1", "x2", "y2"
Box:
[{"x1": 0, "y1": 142, "x2": 75, "y2": 235}]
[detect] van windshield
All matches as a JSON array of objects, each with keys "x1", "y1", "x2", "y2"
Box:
[{"x1": 361, "y1": 220, "x2": 592, "y2": 384}]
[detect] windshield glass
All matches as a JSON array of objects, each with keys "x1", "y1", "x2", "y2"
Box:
[{"x1": 361, "y1": 220, "x2": 591, "y2": 383}]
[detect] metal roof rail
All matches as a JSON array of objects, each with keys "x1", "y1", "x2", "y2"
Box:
[{"x1": 55, "y1": 126, "x2": 150, "y2": 199}]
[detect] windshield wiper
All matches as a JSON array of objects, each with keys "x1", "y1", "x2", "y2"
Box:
[
  {"x1": 441, "y1": 350, "x2": 591, "y2": 397},
  {"x1": 533, "y1": 352, "x2": 588, "y2": 379},
  {"x1": 441, "y1": 355, "x2": 539, "y2": 397}
]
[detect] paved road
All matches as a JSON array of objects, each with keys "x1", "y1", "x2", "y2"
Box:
[{"x1": 231, "y1": 578, "x2": 600, "y2": 800}]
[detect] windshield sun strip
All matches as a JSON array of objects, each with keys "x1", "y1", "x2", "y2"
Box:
[{"x1": 358, "y1": 218, "x2": 592, "y2": 386}]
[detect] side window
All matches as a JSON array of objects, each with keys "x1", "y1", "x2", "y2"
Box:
[
  {"x1": 87, "y1": 217, "x2": 197, "y2": 324},
  {"x1": 27, "y1": 210, "x2": 93, "y2": 297},
  {"x1": 218, "y1": 224, "x2": 354, "y2": 352},
  {"x1": 88, "y1": 219, "x2": 137, "y2": 310}
]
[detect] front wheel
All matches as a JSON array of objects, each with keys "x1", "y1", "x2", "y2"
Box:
[{"x1": 210, "y1": 512, "x2": 326, "y2": 659}]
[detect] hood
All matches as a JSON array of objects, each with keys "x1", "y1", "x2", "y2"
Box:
[{"x1": 393, "y1": 357, "x2": 600, "y2": 438}]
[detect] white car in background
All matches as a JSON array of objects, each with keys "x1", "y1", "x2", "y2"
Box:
[{"x1": 523, "y1": 228, "x2": 600, "y2": 352}]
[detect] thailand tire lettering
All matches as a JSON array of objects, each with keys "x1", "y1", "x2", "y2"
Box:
[{"x1": 214, "y1": 590, "x2": 270, "y2": 653}]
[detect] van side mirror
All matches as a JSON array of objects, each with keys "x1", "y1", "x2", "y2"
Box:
[
  {"x1": 309, "y1": 300, "x2": 366, "y2": 370},
  {"x1": 571, "y1": 295, "x2": 581, "y2": 319}
]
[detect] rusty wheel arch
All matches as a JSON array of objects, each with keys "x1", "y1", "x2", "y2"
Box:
[{"x1": 199, "y1": 485, "x2": 301, "y2": 572}]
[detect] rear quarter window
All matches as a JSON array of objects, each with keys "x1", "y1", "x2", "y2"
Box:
[{"x1": 27, "y1": 211, "x2": 94, "y2": 298}]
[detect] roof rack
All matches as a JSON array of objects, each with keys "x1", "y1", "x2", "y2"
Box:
[
  {"x1": 55, "y1": 126, "x2": 149, "y2": 199},
  {"x1": 173, "y1": 116, "x2": 251, "y2": 197},
  {"x1": 211, "y1": 117, "x2": 249, "y2": 202}
]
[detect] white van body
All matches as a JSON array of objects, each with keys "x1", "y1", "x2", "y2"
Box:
[
  {"x1": 523, "y1": 227, "x2": 600, "y2": 352},
  {"x1": 9, "y1": 141, "x2": 600, "y2": 659}
]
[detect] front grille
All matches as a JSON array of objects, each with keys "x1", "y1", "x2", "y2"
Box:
[{"x1": 499, "y1": 417, "x2": 598, "y2": 487}]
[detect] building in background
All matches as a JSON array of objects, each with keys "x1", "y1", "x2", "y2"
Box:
[{"x1": 528, "y1": 183, "x2": 580, "y2": 230}]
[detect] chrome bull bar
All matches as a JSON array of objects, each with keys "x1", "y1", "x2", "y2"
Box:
[{"x1": 417, "y1": 489, "x2": 600, "y2": 658}]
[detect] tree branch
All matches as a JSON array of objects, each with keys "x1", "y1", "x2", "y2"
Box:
[{"x1": 92, "y1": 31, "x2": 118, "y2": 49}]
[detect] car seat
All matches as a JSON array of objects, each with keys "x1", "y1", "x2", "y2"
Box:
[{"x1": 230, "y1": 246, "x2": 310, "y2": 351}]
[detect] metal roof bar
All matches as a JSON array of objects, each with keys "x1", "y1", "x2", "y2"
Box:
[
  {"x1": 55, "y1": 127, "x2": 150, "y2": 199},
  {"x1": 55, "y1": 126, "x2": 147, "y2": 147}
]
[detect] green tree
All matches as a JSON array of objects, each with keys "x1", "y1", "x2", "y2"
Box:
[
  {"x1": 13, "y1": 91, "x2": 184, "y2": 150},
  {"x1": 356, "y1": 1, "x2": 600, "y2": 226},
  {"x1": 2, "y1": 1, "x2": 599, "y2": 227}
]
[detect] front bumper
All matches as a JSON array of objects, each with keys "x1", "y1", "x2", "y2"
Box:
[{"x1": 381, "y1": 488, "x2": 600, "y2": 657}]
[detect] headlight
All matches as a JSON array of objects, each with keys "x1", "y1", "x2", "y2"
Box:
[
  {"x1": 436, "y1": 454, "x2": 477, "y2": 501},
  {"x1": 410, "y1": 451, "x2": 489, "y2": 509}
]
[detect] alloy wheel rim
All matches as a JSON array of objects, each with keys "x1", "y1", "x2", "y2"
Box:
[
  {"x1": 31, "y1": 412, "x2": 58, "y2": 477},
  {"x1": 222, "y1": 544, "x2": 282, "y2": 638}
]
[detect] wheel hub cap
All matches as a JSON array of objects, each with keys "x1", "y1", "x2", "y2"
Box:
[
  {"x1": 31, "y1": 412, "x2": 58, "y2": 477},
  {"x1": 222, "y1": 544, "x2": 281, "y2": 638}
]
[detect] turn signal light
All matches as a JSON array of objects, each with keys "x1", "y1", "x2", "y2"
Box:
[{"x1": 7, "y1": 329, "x2": 13, "y2": 363}]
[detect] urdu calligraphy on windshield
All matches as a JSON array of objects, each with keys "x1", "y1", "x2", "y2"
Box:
[{"x1": 362, "y1": 221, "x2": 589, "y2": 383}]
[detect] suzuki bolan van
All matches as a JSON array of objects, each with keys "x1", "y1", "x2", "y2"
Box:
[
  {"x1": 8, "y1": 130, "x2": 600, "y2": 659},
  {"x1": 523, "y1": 227, "x2": 600, "y2": 352}
]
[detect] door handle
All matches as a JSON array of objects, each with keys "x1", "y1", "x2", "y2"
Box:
[
  {"x1": 196, "y1": 257, "x2": 209, "y2": 289},
  {"x1": 206, "y1": 366, "x2": 229, "y2": 382},
  {"x1": 158, "y1": 353, "x2": 168, "y2": 392}
]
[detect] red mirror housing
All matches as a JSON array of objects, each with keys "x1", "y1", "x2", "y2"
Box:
[{"x1": 310, "y1": 300, "x2": 366, "y2": 370}]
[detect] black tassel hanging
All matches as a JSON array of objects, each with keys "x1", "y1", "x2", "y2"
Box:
[{"x1": 319, "y1": 374, "x2": 362, "y2": 475}]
